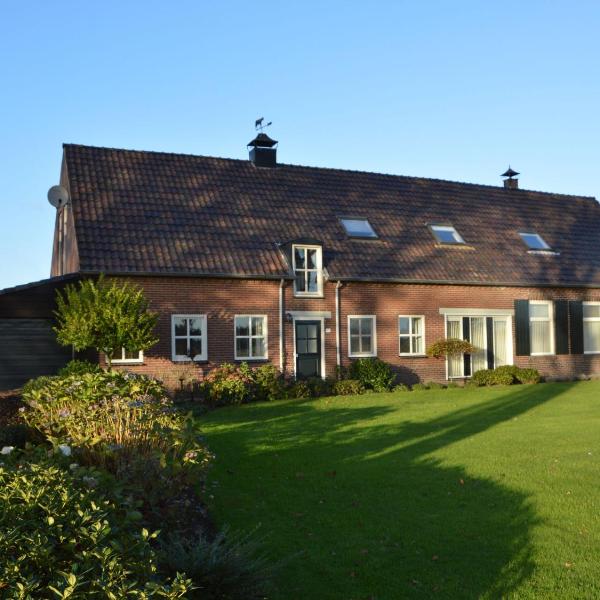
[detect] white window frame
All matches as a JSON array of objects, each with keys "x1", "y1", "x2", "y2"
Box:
[
  {"x1": 519, "y1": 232, "x2": 550, "y2": 250},
  {"x1": 234, "y1": 315, "x2": 268, "y2": 360},
  {"x1": 529, "y1": 300, "x2": 554, "y2": 356},
  {"x1": 171, "y1": 314, "x2": 208, "y2": 362},
  {"x1": 292, "y1": 244, "x2": 323, "y2": 297},
  {"x1": 111, "y1": 349, "x2": 144, "y2": 364},
  {"x1": 430, "y1": 224, "x2": 465, "y2": 245},
  {"x1": 583, "y1": 302, "x2": 600, "y2": 355},
  {"x1": 398, "y1": 315, "x2": 426, "y2": 356},
  {"x1": 347, "y1": 315, "x2": 377, "y2": 358}
]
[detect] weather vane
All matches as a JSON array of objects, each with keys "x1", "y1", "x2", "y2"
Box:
[{"x1": 255, "y1": 117, "x2": 272, "y2": 132}]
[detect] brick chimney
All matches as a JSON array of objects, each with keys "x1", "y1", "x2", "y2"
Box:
[
  {"x1": 248, "y1": 133, "x2": 278, "y2": 168},
  {"x1": 502, "y1": 166, "x2": 519, "y2": 189}
]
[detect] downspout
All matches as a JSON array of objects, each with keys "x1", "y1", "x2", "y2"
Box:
[
  {"x1": 335, "y1": 281, "x2": 342, "y2": 369},
  {"x1": 279, "y1": 279, "x2": 285, "y2": 372}
]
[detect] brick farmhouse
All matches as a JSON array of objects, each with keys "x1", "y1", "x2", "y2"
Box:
[{"x1": 2, "y1": 135, "x2": 600, "y2": 388}]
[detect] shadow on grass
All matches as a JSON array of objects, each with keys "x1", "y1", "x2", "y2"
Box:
[{"x1": 202, "y1": 383, "x2": 574, "y2": 599}]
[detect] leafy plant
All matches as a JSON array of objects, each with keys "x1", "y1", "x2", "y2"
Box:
[
  {"x1": 158, "y1": 527, "x2": 273, "y2": 600},
  {"x1": 306, "y1": 377, "x2": 333, "y2": 397},
  {"x1": 253, "y1": 364, "x2": 286, "y2": 401},
  {"x1": 349, "y1": 358, "x2": 395, "y2": 392},
  {"x1": 425, "y1": 381, "x2": 445, "y2": 389},
  {"x1": 58, "y1": 359, "x2": 103, "y2": 377},
  {"x1": 0, "y1": 448, "x2": 192, "y2": 598},
  {"x1": 54, "y1": 275, "x2": 158, "y2": 369},
  {"x1": 286, "y1": 380, "x2": 312, "y2": 399},
  {"x1": 426, "y1": 338, "x2": 476, "y2": 359},
  {"x1": 412, "y1": 383, "x2": 429, "y2": 391},
  {"x1": 332, "y1": 379, "x2": 365, "y2": 396},
  {"x1": 392, "y1": 383, "x2": 411, "y2": 392},
  {"x1": 203, "y1": 363, "x2": 255, "y2": 406},
  {"x1": 516, "y1": 368, "x2": 541, "y2": 384},
  {"x1": 21, "y1": 370, "x2": 212, "y2": 522}
]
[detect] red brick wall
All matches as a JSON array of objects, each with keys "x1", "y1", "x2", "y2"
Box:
[{"x1": 106, "y1": 276, "x2": 600, "y2": 386}]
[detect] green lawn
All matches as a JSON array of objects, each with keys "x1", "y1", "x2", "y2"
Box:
[{"x1": 199, "y1": 382, "x2": 600, "y2": 599}]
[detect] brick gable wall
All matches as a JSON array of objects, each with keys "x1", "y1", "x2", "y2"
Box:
[{"x1": 107, "y1": 276, "x2": 600, "y2": 387}]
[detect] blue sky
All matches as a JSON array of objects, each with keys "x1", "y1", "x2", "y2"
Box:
[{"x1": 1, "y1": 1, "x2": 599, "y2": 289}]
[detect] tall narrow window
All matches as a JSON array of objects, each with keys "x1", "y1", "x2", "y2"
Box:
[
  {"x1": 348, "y1": 316, "x2": 376, "y2": 357},
  {"x1": 583, "y1": 302, "x2": 600, "y2": 354},
  {"x1": 398, "y1": 316, "x2": 425, "y2": 355},
  {"x1": 446, "y1": 317, "x2": 463, "y2": 378},
  {"x1": 293, "y1": 245, "x2": 323, "y2": 296},
  {"x1": 529, "y1": 301, "x2": 553, "y2": 355},
  {"x1": 469, "y1": 317, "x2": 487, "y2": 373},
  {"x1": 172, "y1": 315, "x2": 207, "y2": 361},
  {"x1": 235, "y1": 315, "x2": 268, "y2": 360}
]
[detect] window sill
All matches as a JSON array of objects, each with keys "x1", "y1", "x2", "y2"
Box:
[
  {"x1": 293, "y1": 293, "x2": 325, "y2": 299},
  {"x1": 111, "y1": 361, "x2": 144, "y2": 366},
  {"x1": 399, "y1": 354, "x2": 428, "y2": 358},
  {"x1": 348, "y1": 353, "x2": 377, "y2": 359},
  {"x1": 172, "y1": 357, "x2": 208, "y2": 363},
  {"x1": 584, "y1": 351, "x2": 600, "y2": 355},
  {"x1": 234, "y1": 357, "x2": 269, "y2": 362},
  {"x1": 530, "y1": 353, "x2": 555, "y2": 357}
]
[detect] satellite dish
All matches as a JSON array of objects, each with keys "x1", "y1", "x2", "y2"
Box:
[{"x1": 47, "y1": 185, "x2": 70, "y2": 209}]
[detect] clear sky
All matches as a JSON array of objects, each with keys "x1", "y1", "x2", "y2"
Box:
[{"x1": 0, "y1": 1, "x2": 598, "y2": 290}]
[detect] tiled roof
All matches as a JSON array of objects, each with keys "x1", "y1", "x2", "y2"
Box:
[{"x1": 64, "y1": 143, "x2": 600, "y2": 287}]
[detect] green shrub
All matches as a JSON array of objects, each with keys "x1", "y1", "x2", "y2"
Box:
[
  {"x1": 307, "y1": 377, "x2": 333, "y2": 397},
  {"x1": 392, "y1": 383, "x2": 411, "y2": 392},
  {"x1": 412, "y1": 383, "x2": 429, "y2": 391},
  {"x1": 446, "y1": 381, "x2": 460, "y2": 389},
  {"x1": 22, "y1": 375, "x2": 58, "y2": 396},
  {"x1": 21, "y1": 371, "x2": 212, "y2": 523},
  {"x1": 493, "y1": 365, "x2": 520, "y2": 383},
  {"x1": 516, "y1": 368, "x2": 541, "y2": 384},
  {"x1": 472, "y1": 366, "x2": 529, "y2": 386},
  {"x1": 58, "y1": 359, "x2": 102, "y2": 377},
  {"x1": 0, "y1": 448, "x2": 192, "y2": 598},
  {"x1": 349, "y1": 358, "x2": 395, "y2": 392},
  {"x1": 471, "y1": 369, "x2": 496, "y2": 386},
  {"x1": 253, "y1": 364, "x2": 286, "y2": 401},
  {"x1": 425, "y1": 381, "x2": 445, "y2": 390},
  {"x1": 332, "y1": 379, "x2": 365, "y2": 396},
  {"x1": 286, "y1": 380, "x2": 312, "y2": 399},
  {"x1": 158, "y1": 527, "x2": 273, "y2": 600},
  {"x1": 204, "y1": 363, "x2": 255, "y2": 406}
]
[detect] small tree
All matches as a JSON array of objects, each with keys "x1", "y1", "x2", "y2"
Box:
[{"x1": 54, "y1": 275, "x2": 159, "y2": 369}]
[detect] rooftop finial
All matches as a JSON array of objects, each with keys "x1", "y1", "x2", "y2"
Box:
[
  {"x1": 501, "y1": 166, "x2": 520, "y2": 179},
  {"x1": 501, "y1": 166, "x2": 520, "y2": 190},
  {"x1": 255, "y1": 117, "x2": 272, "y2": 132}
]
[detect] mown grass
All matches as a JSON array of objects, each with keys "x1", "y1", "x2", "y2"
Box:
[{"x1": 199, "y1": 382, "x2": 600, "y2": 599}]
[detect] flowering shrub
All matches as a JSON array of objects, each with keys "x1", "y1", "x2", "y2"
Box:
[
  {"x1": 0, "y1": 447, "x2": 192, "y2": 598},
  {"x1": 22, "y1": 370, "x2": 212, "y2": 521},
  {"x1": 202, "y1": 363, "x2": 255, "y2": 406},
  {"x1": 253, "y1": 364, "x2": 286, "y2": 401},
  {"x1": 58, "y1": 359, "x2": 103, "y2": 377}
]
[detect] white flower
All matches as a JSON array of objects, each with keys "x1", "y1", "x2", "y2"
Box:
[
  {"x1": 69, "y1": 463, "x2": 79, "y2": 470},
  {"x1": 58, "y1": 445, "x2": 72, "y2": 457},
  {"x1": 0, "y1": 446, "x2": 14, "y2": 455}
]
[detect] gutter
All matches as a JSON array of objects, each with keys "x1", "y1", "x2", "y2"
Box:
[{"x1": 279, "y1": 279, "x2": 285, "y2": 372}]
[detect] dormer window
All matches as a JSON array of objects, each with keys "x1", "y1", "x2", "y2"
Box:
[
  {"x1": 340, "y1": 218, "x2": 378, "y2": 238},
  {"x1": 430, "y1": 224, "x2": 465, "y2": 245},
  {"x1": 519, "y1": 232, "x2": 550, "y2": 251},
  {"x1": 293, "y1": 244, "x2": 323, "y2": 297}
]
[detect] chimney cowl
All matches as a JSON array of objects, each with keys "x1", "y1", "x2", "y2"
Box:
[
  {"x1": 248, "y1": 133, "x2": 278, "y2": 168},
  {"x1": 501, "y1": 166, "x2": 519, "y2": 190}
]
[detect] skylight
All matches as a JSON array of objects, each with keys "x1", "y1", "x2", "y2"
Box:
[
  {"x1": 430, "y1": 224, "x2": 465, "y2": 245},
  {"x1": 519, "y1": 232, "x2": 550, "y2": 250},
  {"x1": 340, "y1": 218, "x2": 378, "y2": 238}
]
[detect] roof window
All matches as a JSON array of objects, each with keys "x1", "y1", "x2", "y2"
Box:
[
  {"x1": 430, "y1": 224, "x2": 465, "y2": 245},
  {"x1": 519, "y1": 232, "x2": 550, "y2": 250},
  {"x1": 340, "y1": 218, "x2": 378, "y2": 238}
]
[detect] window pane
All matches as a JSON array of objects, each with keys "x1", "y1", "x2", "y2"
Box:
[
  {"x1": 175, "y1": 338, "x2": 188, "y2": 356},
  {"x1": 584, "y1": 321, "x2": 600, "y2": 353},
  {"x1": 350, "y1": 319, "x2": 360, "y2": 335},
  {"x1": 360, "y1": 318, "x2": 373, "y2": 336},
  {"x1": 470, "y1": 317, "x2": 487, "y2": 372},
  {"x1": 294, "y1": 248, "x2": 305, "y2": 269},
  {"x1": 307, "y1": 339, "x2": 318, "y2": 354},
  {"x1": 307, "y1": 324, "x2": 318, "y2": 338},
  {"x1": 493, "y1": 320, "x2": 507, "y2": 367},
  {"x1": 189, "y1": 337, "x2": 203, "y2": 358},
  {"x1": 530, "y1": 303, "x2": 549, "y2": 319},
  {"x1": 412, "y1": 317, "x2": 422, "y2": 335},
  {"x1": 252, "y1": 317, "x2": 264, "y2": 336},
  {"x1": 236, "y1": 337, "x2": 250, "y2": 358},
  {"x1": 432, "y1": 226, "x2": 464, "y2": 244},
  {"x1": 341, "y1": 218, "x2": 377, "y2": 238},
  {"x1": 361, "y1": 335, "x2": 372, "y2": 354},
  {"x1": 447, "y1": 319, "x2": 462, "y2": 377},
  {"x1": 295, "y1": 274, "x2": 306, "y2": 292},
  {"x1": 297, "y1": 340, "x2": 308, "y2": 354},
  {"x1": 584, "y1": 304, "x2": 600, "y2": 319},
  {"x1": 236, "y1": 317, "x2": 250, "y2": 336},
  {"x1": 307, "y1": 249, "x2": 318, "y2": 269},
  {"x1": 399, "y1": 317, "x2": 410, "y2": 335},
  {"x1": 350, "y1": 336, "x2": 360, "y2": 355},
  {"x1": 124, "y1": 350, "x2": 140, "y2": 360},
  {"x1": 189, "y1": 318, "x2": 203, "y2": 336},
  {"x1": 307, "y1": 271, "x2": 319, "y2": 292},
  {"x1": 530, "y1": 321, "x2": 551, "y2": 354},
  {"x1": 520, "y1": 233, "x2": 550, "y2": 250},
  {"x1": 413, "y1": 336, "x2": 423, "y2": 354},
  {"x1": 400, "y1": 336, "x2": 410, "y2": 353},
  {"x1": 174, "y1": 317, "x2": 187, "y2": 336},
  {"x1": 252, "y1": 338, "x2": 266, "y2": 357}
]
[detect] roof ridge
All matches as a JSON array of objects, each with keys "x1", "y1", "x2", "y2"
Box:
[{"x1": 62, "y1": 143, "x2": 597, "y2": 203}]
